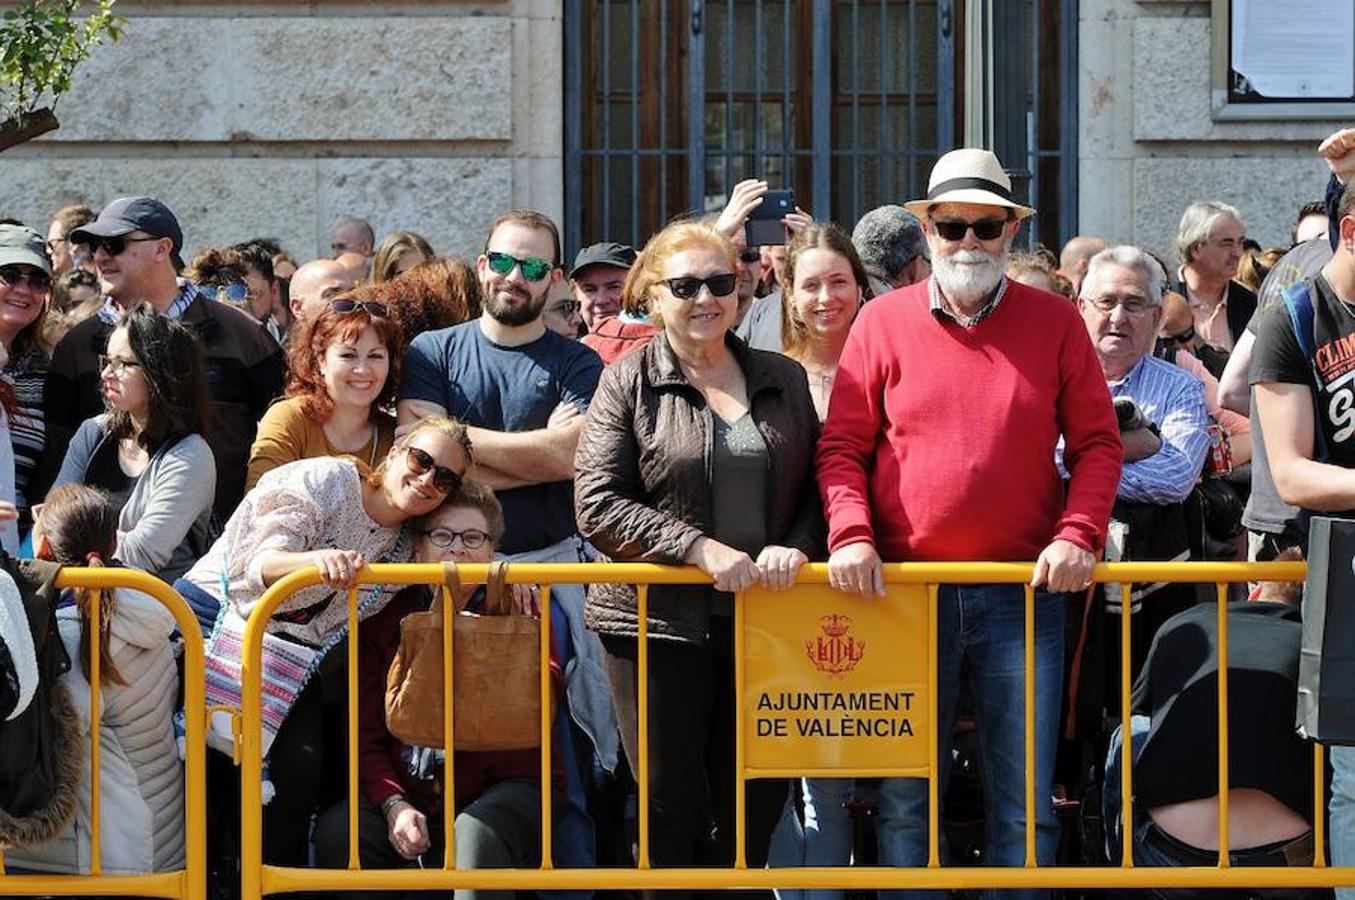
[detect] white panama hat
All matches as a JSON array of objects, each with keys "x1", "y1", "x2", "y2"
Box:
[{"x1": 904, "y1": 148, "x2": 1035, "y2": 220}]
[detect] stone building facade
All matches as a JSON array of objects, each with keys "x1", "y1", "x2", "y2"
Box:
[{"x1": 1, "y1": 1, "x2": 564, "y2": 263}]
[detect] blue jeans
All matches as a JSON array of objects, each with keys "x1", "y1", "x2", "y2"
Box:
[
  {"x1": 768, "y1": 778, "x2": 857, "y2": 900},
  {"x1": 1332, "y1": 746, "x2": 1355, "y2": 900},
  {"x1": 876, "y1": 584, "x2": 1065, "y2": 900}
]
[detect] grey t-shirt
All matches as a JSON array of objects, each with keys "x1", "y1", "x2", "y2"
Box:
[
  {"x1": 709, "y1": 412, "x2": 768, "y2": 616},
  {"x1": 734, "y1": 290, "x2": 785, "y2": 353}
]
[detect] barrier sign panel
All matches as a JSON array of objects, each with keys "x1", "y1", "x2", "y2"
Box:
[{"x1": 742, "y1": 584, "x2": 930, "y2": 771}]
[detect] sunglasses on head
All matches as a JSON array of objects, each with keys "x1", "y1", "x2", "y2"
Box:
[
  {"x1": 931, "y1": 218, "x2": 1009, "y2": 242},
  {"x1": 78, "y1": 234, "x2": 163, "y2": 257},
  {"x1": 486, "y1": 251, "x2": 553, "y2": 282},
  {"x1": 406, "y1": 446, "x2": 462, "y2": 494},
  {"x1": 664, "y1": 273, "x2": 737, "y2": 300},
  {"x1": 0, "y1": 265, "x2": 51, "y2": 292},
  {"x1": 330, "y1": 298, "x2": 389, "y2": 318}
]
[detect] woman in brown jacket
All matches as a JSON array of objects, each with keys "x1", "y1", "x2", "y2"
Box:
[{"x1": 574, "y1": 219, "x2": 823, "y2": 882}]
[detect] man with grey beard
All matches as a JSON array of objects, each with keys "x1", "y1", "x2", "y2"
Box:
[{"x1": 817, "y1": 148, "x2": 1121, "y2": 897}]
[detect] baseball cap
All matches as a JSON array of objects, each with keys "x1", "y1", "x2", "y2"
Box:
[
  {"x1": 69, "y1": 196, "x2": 183, "y2": 256},
  {"x1": 0, "y1": 224, "x2": 53, "y2": 275},
  {"x1": 569, "y1": 241, "x2": 637, "y2": 280}
]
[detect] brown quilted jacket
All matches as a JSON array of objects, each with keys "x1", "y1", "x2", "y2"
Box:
[{"x1": 575, "y1": 331, "x2": 824, "y2": 645}]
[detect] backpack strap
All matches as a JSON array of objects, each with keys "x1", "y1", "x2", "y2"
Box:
[{"x1": 1281, "y1": 279, "x2": 1329, "y2": 462}]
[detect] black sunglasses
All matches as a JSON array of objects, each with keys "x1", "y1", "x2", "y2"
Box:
[
  {"x1": 0, "y1": 265, "x2": 51, "y2": 292},
  {"x1": 664, "y1": 273, "x2": 738, "y2": 300},
  {"x1": 738, "y1": 250, "x2": 761, "y2": 264},
  {"x1": 77, "y1": 234, "x2": 163, "y2": 257},
  {"x1": 330, "y1": 299, "x2": 389, "y2": 318},
  {"x1": 406, "y1": 446, "x2": 462, "y2": 494},
  {"x1": 550, "y1": 299, "x2": 582, "y2": 316},
  {"x1": 931, "y1": 218, "x2": 1009, "y2": 242}
]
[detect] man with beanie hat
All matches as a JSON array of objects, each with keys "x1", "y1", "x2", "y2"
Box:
[{"x1": 46, "y1": 197, "x2": 284, "y2": 519}]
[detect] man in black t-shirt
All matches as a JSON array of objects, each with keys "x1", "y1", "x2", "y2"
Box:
[{"x1": 1251, "y1": 157, "x2": 1355, "y2": 896}]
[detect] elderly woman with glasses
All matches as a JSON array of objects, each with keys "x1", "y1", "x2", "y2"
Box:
[
  {"x1": 574, "y1": 218, "x2": 823, "y2": 881},
  {"x1": 178, "y1": 416, "x2": 474, "y2": 870},
  {"x1": 246, "y1": 296, "x2": 400, "y2": 491}
]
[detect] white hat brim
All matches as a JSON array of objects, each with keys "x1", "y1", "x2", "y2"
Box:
[{"x1": 904, "y1": 189, "x2": 1035, "y2": 220}]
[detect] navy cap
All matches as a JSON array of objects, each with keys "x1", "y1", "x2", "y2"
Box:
[
  {"x1": 69, "y1": 196, "x2": 183, "y2": 256},
  {"x1": 569, "y1": 241, "x2": 637, "y2": 280}
]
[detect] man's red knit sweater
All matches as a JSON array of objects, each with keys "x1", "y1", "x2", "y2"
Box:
[{"x1": 816, "y1": 278, "x2": 1122, "y2": 562}]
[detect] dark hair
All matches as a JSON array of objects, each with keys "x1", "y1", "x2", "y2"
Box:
[
  {"x1": 231, "y1": 241, "x2": 276, "y2": 283},
  {"x1": 1291, "y1": 201, "x2": 1327, "y2": 245},
  {"x1": 485, "y1": 209, "x2": 562, "y2": 268},
  {"x1": 37, "y1": 484, "x2": 124, "y2": 685},
  {"x1": 184, "y1": 246, "x2": 247, "y2": 288},
  {"x1": 245, "y1": 237, "x2": 284, "y2": 257},
  {"x1": 430, "y1": 478, "x2": 505, "y2": 545},
  {"x1": 357, "y1": 256, "x2": 480, "y2": 353},
  {"x1": 780, "y1": 223, "x2": 872, "y2": 355},
  {"x1": 107, "y1": 303, "x2": 212, "y2": 452},
  {"x1": 285, "y1": 299, "x2": 402, "y2": 422}
]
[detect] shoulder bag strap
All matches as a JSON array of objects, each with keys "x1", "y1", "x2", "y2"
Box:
[
  {"x1": 435, "y1": 561, "x2": 470, "y2": 615},
  {"x1": 1281, "y1": 280, "x2": 1329, "y2": 462}
]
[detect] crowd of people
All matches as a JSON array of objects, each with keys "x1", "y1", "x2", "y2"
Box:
[{"x1": 0, "y1": 124, "x2": 1353, "y2": 900}]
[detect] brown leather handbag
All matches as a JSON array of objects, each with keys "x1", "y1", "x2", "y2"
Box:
[{"x1": 384, "y1": 561, "x2": 542, "y2": 751}]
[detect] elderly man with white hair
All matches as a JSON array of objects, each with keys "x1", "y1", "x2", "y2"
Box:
[
  {"x1": 1170, "y1": 201, "x2": 1255, "y2": 353},
  {"x1": 818, "y1": 148, "x2": 1122, "y2": 897}
]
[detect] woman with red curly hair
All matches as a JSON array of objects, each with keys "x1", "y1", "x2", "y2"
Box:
[{"x1": 245, "y1": 298, "x2": 400, "y2": 490}]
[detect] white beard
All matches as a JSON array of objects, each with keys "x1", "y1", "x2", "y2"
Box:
[{"x1": 932, "y1": 248, "x2": 1006, "y2": 305}]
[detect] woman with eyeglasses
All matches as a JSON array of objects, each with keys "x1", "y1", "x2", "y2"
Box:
[
  {"x1": 178, "y1": 416, "x2": 473, "y2": 870},
  {"x1": 312, "y1": 479, "x2": 553, "y2": 891},
  {"x1": 574, "y1": 219, "x2": 824, "y2": 881},
  {"x1": 246, "y1": 296, "x2": 399, "y2": 491},
  {"x1": 50, "y1": 303, "x2": 214, "y2": 582},
  {"x1": 0, "y1": 224, "x2": 60, "y2": 535}
]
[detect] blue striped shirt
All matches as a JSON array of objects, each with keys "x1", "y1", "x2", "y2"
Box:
[{"x1": 1109, "y1": 355, "x2": 1210, "y2": 505}]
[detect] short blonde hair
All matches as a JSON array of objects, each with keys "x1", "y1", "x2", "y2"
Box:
[{"x1": 622, "y1": 220, "x2": 735, "y2": 327}]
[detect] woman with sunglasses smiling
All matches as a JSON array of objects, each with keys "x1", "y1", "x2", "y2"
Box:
[
  {"x1": 177, "y1": 416, "x2": 472, "y2": 870},
  {"x1": 0, "y1": 224, "x2": 60, "y2": 534},
  {"x1": 50, "y1": 303, "x2": 214, "y2": 582},
  {"x1": 246, "y1": 295, "x2": 400, "y2": 490},
  {"x1": 575, "y1": 218, "x2": 823, "y2": 878}
]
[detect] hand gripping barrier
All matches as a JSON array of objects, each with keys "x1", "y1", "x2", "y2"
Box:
[
  {"x1": 0, "y1": 567, "x2": 207, "y2": 900},
  {"x1": 135, "y1": 558, "x2": 1355, "y2": 896}
]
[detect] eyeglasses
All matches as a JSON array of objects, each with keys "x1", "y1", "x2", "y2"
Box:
[
  {"x1": 406, "y1": 446, "x2": 462, "y2": 494},
  {"x1": 663, "y1": 273, "x2": 738, "y2": 300},
  {"x1": 77, "y1": 234, "x2": 163, "y2": 257},
  {"x1": 738, "y1": 250, "x2": 761, "y2": 265},
  {"x1": 931, "y1": 218, "x2": 1009, "y2": 241},
  {"x1": 330, "y1": 299, "x2": 389, "y2": 318},
  {"x1": 1084, "y1": 294, "x2": 1155, "y2": 317},
  {"x1": 98, "y1": 354, "x2": 142, "y2": 376},
  {"x1": 549, "y1": 299, "x2": 582, "y2": 316},
  {"x1": 422, "y1": 527, "x2": 491, "y2": 550},
  {"x1": 0, "y1": 265, "x2": 51, "y2": 292},
  {"x1": 486, "y1": 251, "x2": 553, "y2": 283}
]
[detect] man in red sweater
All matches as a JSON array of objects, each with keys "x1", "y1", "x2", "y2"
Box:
[{"x1": 817, "y1": 148, "x2": 1121, "y2": 897}]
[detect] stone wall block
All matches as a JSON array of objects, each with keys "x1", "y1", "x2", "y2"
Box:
[
  {"x1": 1131, "y1": 156, "x2": 1327, "y2": 262},
  {"x1": 41, "y1": 16, "x2": 513, "y2": 143},
  {"x1": 318, "y1": 157, "x2": 514, "y2": 260}
]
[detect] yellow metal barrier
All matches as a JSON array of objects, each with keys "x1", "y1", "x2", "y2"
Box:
[
  {"x1": 0, "y1": 567, "x2": 207, "y2": 900},
  {"x1": 238, "y1": 559, "x2": 1355, "y2": 897}
]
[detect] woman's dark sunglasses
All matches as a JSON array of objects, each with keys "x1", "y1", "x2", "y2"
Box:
[
  {"x1": 77, "y1": 234, "x2": 162, "y2": 257},
  {"x1": 931, "y1": 218, "x2": 1008, "y2": 241},
  {"x1": 486, "y1": 251, "x2": 553, "y2": 282},
  {"x1": 0, "y1": 265, "x2": 51, "y2": 292},
  {"x1": 331, "y1": 299, "x2": 389, "y2": 318},
  {"x1": 664, "y1": 273, "x2": 737, "y2": 300},
  {"x1": 406, "y1": 446, "x2": 462, "y2": 494}
]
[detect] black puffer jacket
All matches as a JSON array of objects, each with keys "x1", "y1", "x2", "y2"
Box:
[
  {"x1": 575, "y1": 331, "x2": 824, "y2": 645},
  {"x1": 0, "y1": 557, "x2": 81, "y2": 847}
]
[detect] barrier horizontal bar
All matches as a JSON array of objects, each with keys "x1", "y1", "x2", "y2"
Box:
[
  {"x1": 0, "y1": 871, "x2": 185, "y2": 897},
  {"x1": 262, "y1": 865, "x2": 1355, "y2": 892}
]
